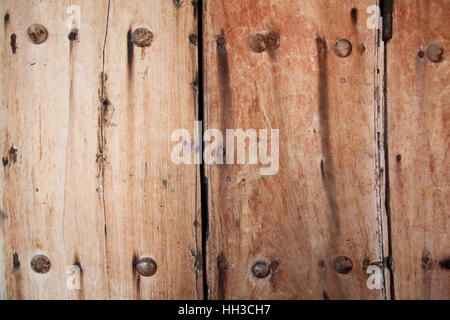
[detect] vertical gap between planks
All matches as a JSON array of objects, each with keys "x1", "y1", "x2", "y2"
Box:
[
  {"x1": 380, "y1": 0, "x2": 396, "y2": 300},
  {"x1": 373, "y1": 0, "x2": 383, "y2": 300},
  {"x1": 374, "y1": 0, "x2": 389, "y2": 300},
  {"x1": 99, "y1": 0, "x2": 111, "y2": 300},
  {"x1": 197, "y1": 0, "x2": 210, "y2": 301}
]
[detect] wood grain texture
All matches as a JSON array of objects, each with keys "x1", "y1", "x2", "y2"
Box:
[
  {"x1": 0, "y1": 0, "x2": 109, "y2": 299},
  {"x1": 102, "y1": 0, "x2": 201, "y2": 299},
  {"x1": 387, "y1": 0, "x2": 450, "y2": 300},
  {"x1": 203, "y1": 0, "x2": 386, "y2": 299}
]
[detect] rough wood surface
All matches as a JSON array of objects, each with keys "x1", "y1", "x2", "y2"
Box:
[
  {"x1": 0, "y1": 0, "x2": 201, "y2": 300},
  {"x1": 0, "y1": 0, "x2": 109, "y2": 299},
  {"x1": 101, "y1": 0, "x2": 201, "y2": 299},
  {"x1": 387, "y1": 0, "x2": 450, "y2": 300},
  {"x1": 204, "y1": 0, "x2": 386, "y2": 299}
]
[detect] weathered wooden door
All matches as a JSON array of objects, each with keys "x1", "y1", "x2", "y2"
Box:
[{"x1": 0, "y1": 0, "x2": 448, "y2": 300}]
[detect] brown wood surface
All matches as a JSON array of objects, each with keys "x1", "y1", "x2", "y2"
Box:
[
  {"x1": 0, "y1": 0, "x2": 201, "y2": 299},
  {"x1": 387, "y1": 0, "x2": 450, "y2": 300},
  {"x1": 1, "y1": 0, "x2": 448, "y2": 301},
  {"x1": 101, "y1": 0, "x2": 201, "y2": 299},
  {"x1": 203, "y1": 0, "x2": 386, "y2": 299},
  {"x1": 0, "y1": 0, "x2": 109, "y2": 299}
]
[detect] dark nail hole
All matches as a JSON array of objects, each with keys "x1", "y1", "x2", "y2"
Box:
[
  {"x1": 318, "y1": 260, "x2": 325, "y2": 268},
  {"x1": 4, "y1": 14, "x2": 9, "y2": 22},
  {"x1": 9, "y1": 145, "x2": 17, "y2": 164},
  {"x1": 10, "y1": 33, "x2": 17, "y2": 54},
  {"x1": 13, "y1": 252, "x2": 20, "y2": 271},
  {"x1": 363, "y1": 258, "x2": 371, "y2": 267},
  {"x1": 189, "y1": 34, "x2": 198, "y2": 46},
  {"x1": 351, "y1": 8, "x2": 358, "y2": 23},
  {"x1": 396, "y1": 154, "x2": 401, "y2": 162},
  {"x1": 68, "y1": 29, "x2": 78, "y2": 41},
  {"x1": 439, "y1": 259, "x2": 450, "y2": 270},
  {"x1": 2, "y1": 156, "x2": 8, "y2": 168},
  {"x1": 266, "y1": 31, "x2": 280, "y2": 50},
  {"x1": 269, "y1": 261, "x2": 280, "y2": 272},
  {"x1": 418, "y1": 51, "x2": 425, "y2": 58}
]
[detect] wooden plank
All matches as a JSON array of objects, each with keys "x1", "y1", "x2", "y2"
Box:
[
  {"x1": 102, "y1": 0, "x2": 201, "y2": 299},
  {"x1": 387, "y1": 0, "x2": 450, "y2": 300},
  {"x1": 203, "y1": 0, "x2": 385, "y2": 299},
  {"x1": 0, "y1": 0, "x2": 109, "y2": 299}
]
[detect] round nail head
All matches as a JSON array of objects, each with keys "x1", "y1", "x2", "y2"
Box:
[
  {"x1": 251, "y1": 261, "x2": 270, "y2": 278},
  {"x1": 247, "y1": 33, "x2": 267, "y2": 53},
  {"x1": 426, "y1": 44, "x2": 444, "y2": 63},
  {"x1": 27, "y1": 24, "x2": 48, "y2": 44},
  {"x1": 132, "y1": 28, "x2": 153, "y2": 48},
  {"x1": 135, "y1": 256, "x2": 157, "y2": 277},
  {"x1": 31, "y1": 254, "x2": 51, "y2": 274},
  {"x1": 333, "y1": 256, "x2": 353, "y2": 274},
  {"x1": 333, "y1": 39, "x2": 352, "y2": 58}
]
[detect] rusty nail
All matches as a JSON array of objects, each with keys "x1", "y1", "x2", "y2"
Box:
[
  {"x1": 135, "y1": 256, "x2": 157, "y2": 277},
  {"x1": 31, "y1": 254, "x2": 51, "y2": 274},
  {"x1": 266, "y1": 32, "x2": 280, "y2": 50},
  {"x1": 418, "y1": 51, "x2": 425, "y2": 58},
  {"x1": 333, "y1": 39, "x2": 352, "y2": 58},
  {"x1": 251, "y1": 260, "x2": 270, "y2": 278},
  {"x1": 27, "y1": 24, "x2": 48, "y2": 44},
  {"x1": 426, "y1": 44, "x2": 444, "y2": 63},
  {"x1": 131, "y1": 28, "x2": 153, "y2": 48},
  {"x1": 247, "y1": 33, "x2": 267, "y2": 53},
  {"x1": 333, "y1": 256, "x2": 353, "y2": 274}
]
